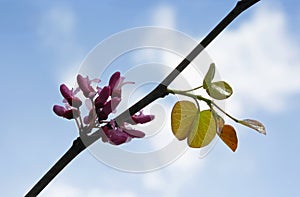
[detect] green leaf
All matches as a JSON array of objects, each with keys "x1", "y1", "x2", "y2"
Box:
[
  {"x1": 203, "y1": 63, "x2": 216, "y2": 89},
  {"x1": 238, "y1": 119, "x2": 266, "y2": 135},
  {"x1": 188, "y1": 110, "x2": 217, "y2": 148},
  {"x1": 171, "y1": 101, "x2": 198, "y2": 140},
  {"x1": 205, "y1": 81, "x2": 233, "y2": 100}
]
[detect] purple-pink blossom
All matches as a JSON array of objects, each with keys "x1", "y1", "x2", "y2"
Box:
[
  {"x1": 95, "y1": 86, "x2": 110, "y2": 108},
  {"x1": 53, "y1": 71, "x2": 154, "y2": 146},
  {"x1": 60, "y1": 84, "x2": 82, "y2": 108},
  {"x1": 131, "y1": 111, "x2": 155, "y2": 124},
  {"x1": 101, "y1": 121, "x2": 146, "y2": 145},
  {"x1": 109, "y1": 71, "x2": 134, "y2": 98},
  {"x1": 77, "y1": 74, "x2": 98, "y2": 98},
  {"x1": 53, "y1": 105, "x2": 79, "y2": 120}
]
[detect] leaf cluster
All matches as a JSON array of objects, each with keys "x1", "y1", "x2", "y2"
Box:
[{"x1": 170, "y1": 63, "x2": 266, "y2": 152}]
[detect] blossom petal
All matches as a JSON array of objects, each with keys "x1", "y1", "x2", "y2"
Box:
[
  {"x1": 95, "y1": 86, "x2": 111, "y2": 109},
  {"x1": 53, "y1": 105, "x2": 66, "y2": 117},
  {"x1": 71, "y1": 97, "x2": 82, "y2": 108},
  {"x1": 123, "y1": 128, "x2": 145, "y2": 138},
  {"x1": 63, "y1": 109, "x2": 80, "y2": 119},
  {"x1": 102, "y1": 126, "x2": 130, "y2": 145},
  {"x1": 131, "y1": 111, "x2": 155, "y2": 124},
  {"x1": 60, "y1": 84, "x2": 72, "y2": 102},
  {"x1": 109, "y1": 71, "x2": 120, "y2": 90},
  {"x1": 101, "y1": 97, "x2": 121, "y2": 117},
  {"x1": 77, "y1": 74, "x2": 96, "y2": 98}
]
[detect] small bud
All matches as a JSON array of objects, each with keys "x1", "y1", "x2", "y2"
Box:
[
  {"x1": 63, "y1": 109, "x2": 80, "y2": 119},
  {"x1": 95, "y1": 86, "x2": 111, "y2": 109},
  {"x1": 59, "y1": 84, "x2": 82, "y2": 108},
  {"x1": 60, "y1": 84, "x2": 72, "y2": 101},
  {"x1": 53, "y1": 105, "x2": 66, "y2": 117},
  {"x1": 77, "y1": 74, "x2": 96, "y2": 98},
  {"x1": 131, "y1": 111, "x2": 155, "y2": 124},
  {"x1": 109, "y1": 71, "x2": 120, "y2": 91},
  {"x1": 71, "y1": 97, "x2": 82, "y2": 108}
]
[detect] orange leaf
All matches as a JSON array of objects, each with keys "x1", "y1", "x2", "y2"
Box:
[{"x1": 219, "y1": 124, "x2": 238, "y2": 152}]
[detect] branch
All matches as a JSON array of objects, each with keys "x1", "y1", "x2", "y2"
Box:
[{"x1": 25, "y1": 1, "x2": 260, "y2": 196}]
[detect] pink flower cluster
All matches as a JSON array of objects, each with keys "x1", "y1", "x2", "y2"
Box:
[{"x1": 53, "y1": 71, "x2": 154, "y2": 145}]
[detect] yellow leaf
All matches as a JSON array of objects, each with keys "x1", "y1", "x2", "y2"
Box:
[
  {"x1": 171, "y1": 101, "x2": 198, "y2": 140},
  {"x1": 218, "y1": 124, "x2": 238, "y2": 152},
  {"x1": 188, "y1": 110, "x2": 216, "y2": 148}
]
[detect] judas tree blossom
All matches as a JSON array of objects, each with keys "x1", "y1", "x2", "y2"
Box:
[
  {"x1": 96, "y1": 97, "x2": 121, "y2": 121},
  {"x1": 77, "y1": 74, "x2": 100, "y2": 98},
  {"x1": 60, "y1": 84, "x2": 82, "y2": 108},
  {"x1": 53, "y1": 105, "x2": 79, "y2": 119},
  {"x1": 95, "y1": 86, "x2": 110, "y2": 108},
  {"x1": 130, "y1": 111, "x2": 155, "y2": 124},
  {"x1": 101, "y1": 121, "x2": 146, "y2": 145},
  {"x1": 53, "y1": 71, "x2": 155, "y2": 146},
  {"x1": 109, "y1": 71, "x2": 134, "y2": 98}
]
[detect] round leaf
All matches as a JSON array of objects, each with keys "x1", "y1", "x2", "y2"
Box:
[
  {"x1": 188, "y1": 110, "x2": 217, "y2": 148},
  {"x1": 171, "y1": 101, "x2": 198, "y2": 140},
  {"x1": 218, "y1": 124, "x2": 238, "y2": 152},
  {"x1": 206, "y1": 81, "x2": 233, "y2": 100},
  {"x1": 203, "y1": 63, "x2": 216, "y2": 89}
]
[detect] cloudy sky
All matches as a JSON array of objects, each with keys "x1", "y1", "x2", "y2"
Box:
[{"x1": 1, "y1": 0, "x2": 300, "y2": 196}]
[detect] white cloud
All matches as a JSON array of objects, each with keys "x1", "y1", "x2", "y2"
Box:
[
  {"x1": 42, "y1": 182, "x2": 137, "y2": 197},
  {"x1": 38, "y1": 6, "x2": 76, "y2": 49},
  {"x1": 207, "y1": 5, "x2": 300, "y2": 115},
  {"x1": 38, "y1": 6, "x2": 83, "y2": 86},
  {"x1": 151, "y1": 4, "x2": 176, "y2": 28}
]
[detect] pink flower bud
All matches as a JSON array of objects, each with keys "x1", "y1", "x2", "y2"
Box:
[
  {"x1": 60, "y1": 84, "x2": 82, "y2": 108},
  {"x1": 60, "y1": 84, "x2": 72, "y2": 101},
  {"x1": 102, "y1": 126, "x2": 131, "y2": 145},
  {"x1": 71, "y1": 97, "x2": 82, "y2": 108},
  {"x1": 53, "y1": 105, "x2": 66, "y2": 117},
  {"x1": 97, "y1": 110, "x2": 108, "y2": 121},
  {"x1": 63, "y1": 109, "x2": 80, "y2": 119},
  {"x1": 131, "y1": 111, "x2": 155, "y2": 124},
  {"x1": 95, "y1": 86, "x2": 111, "y2": 109},
  {"x1": 109, "y1": 71, "x2": 120, "y2": 90},
  {"x1": 53, "y1": 105, "x2": 79, "y2": 120},
  {"x1": 102, "y1": 97, "x2": 121, "y2": 117},
  {"x1": 77, "y1": 74, "x2": 96, "y2": 98}
]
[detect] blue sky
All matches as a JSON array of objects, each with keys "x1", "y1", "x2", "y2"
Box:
[{"x1": 1, "y1": 0, "x2": 300, "y2": 196}]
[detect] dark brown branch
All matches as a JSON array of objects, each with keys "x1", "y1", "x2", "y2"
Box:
[{"x1": 25, "y1": 1, "x2": 260, "y2": 196}]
